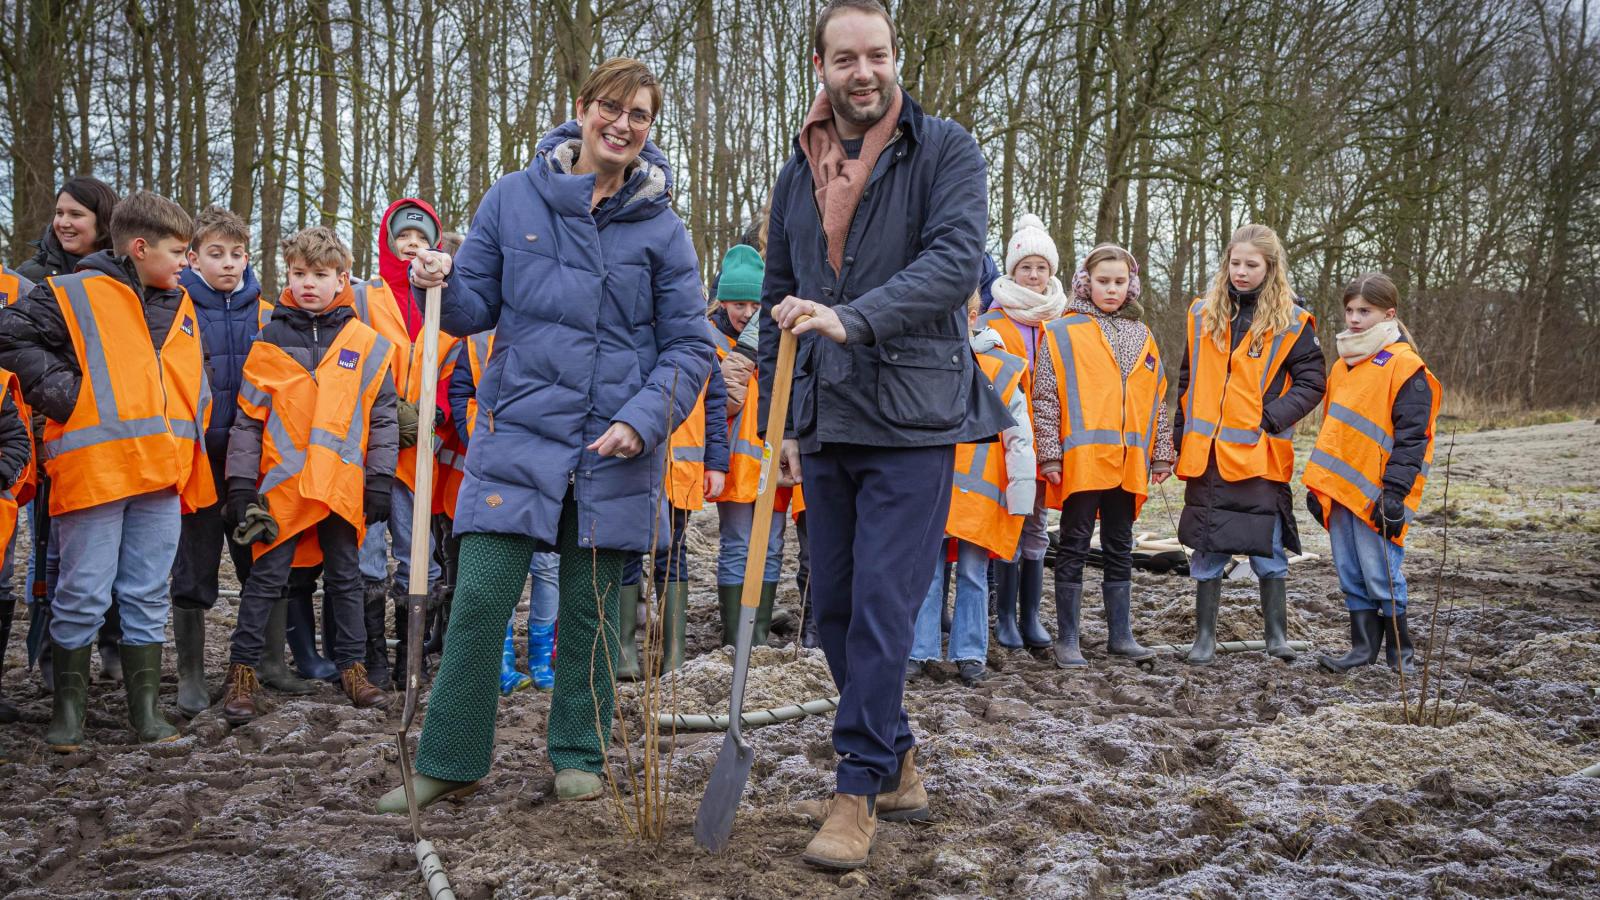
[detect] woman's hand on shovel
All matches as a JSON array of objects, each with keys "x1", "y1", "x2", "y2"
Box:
[{"x1": 409, "y1": 250, "x2": 452, "y2": 289}]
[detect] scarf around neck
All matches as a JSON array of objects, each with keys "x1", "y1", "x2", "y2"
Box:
[
  {"x1": 799, "y1": 87, "x2": 904, "y2": 275},
  {"x1": 1336, "y1": 319, "x2": 1402, "y2": 364},
  {"x1": 991, "y1": 274, "x2": 1067, "y2": 325}
]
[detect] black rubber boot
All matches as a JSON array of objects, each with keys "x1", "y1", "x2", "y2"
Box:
[
  {"x1": 362, "y1": 579, "x2": 391, "y2": 690},
  {"x1": 121, "y1": 643, "x2": 179, "y2": 742},
  {"x1": 1186, "y1": 579, "x2": 1222, "y2": 666},
  {"x1": 717, "y1": 584, "x2": 742, "y2": 648},
  {"x1": 754, "y1": 582, "x2": 779, "y2": 646},
  {"x1": 799, "y1": 597, "x2": 820, "y2": 650},
  {"x1": 993, "y1": 561, "x2": 1023, "y2": 649},
  {"x1": 661, "y1": 582, "x2": 690, "y2": 673},
  {"x1": 44, "y1": 642, "x2": 91, "y2": 752},
  {"x1": 1260, "y1": 577, "x2": 1297, "y2": 661},
  {"x1": 1380, "y1": 612, "x2": 1417, "y2": 675},
  {"x1": 258, "y1": 600, "x2": 314, "y2": 694},
  {"x1": 285, "y1": 586, "x2": 337, "y2": 681},
  {"x1": 1018, "y1": 558, "x2": 1052, "y2": 649},
  {"x1": 616, "y1": 582, "x2": 641, "y2": 681},
  {"x1": 1102, "y1": 582, "x2": 1155, "y2": 661},
  {"x1": 173, "y1": 606, "x2": 210, "y2": 717},
  {"x1": 0, "y1": 598, "x2": 17, "y2": 723},
  {"x1": 1052, "y1": 580, "x2": 1087, "y2": 667},
  {"x1": 98, "y1": 606, "x2": 123, "y2": 683},
  {"x1": 390, "y1": 581, "x2": 429, "y2": 688},
  {"x1": 1318, "y1": 609, "x2": 1384, "y2": 673}
]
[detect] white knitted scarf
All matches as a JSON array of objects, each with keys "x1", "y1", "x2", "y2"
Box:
[
  {"x1": 991, "y1": 274, "x2": 1067, "y2": 326},
  {"x1": 1336, "y1": 320, "x2": 1401, "y2": 364}
]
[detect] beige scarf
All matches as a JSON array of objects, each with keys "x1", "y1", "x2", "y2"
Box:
[
  {"x1": 799, "y1": 88, "x2": 904, "y2": 275},
  {"x1": 1335, "y1": 319, "x2": 1402, "y2": 364},
  {"x1": 991, "y1": 274, "x2": 1067, "y2": 326}
]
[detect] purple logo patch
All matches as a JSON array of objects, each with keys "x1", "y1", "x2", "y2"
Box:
[
  {"x1": 1372, "y1": 350, "x2": 1393, "y2": 367},
  {"x1": 338, "y1": 349, "x2": 360, "y2": 369},
  {"x1": 1144, "y1": 353, "x2": 1156, "y2": 371},
  {"x1": 181, "y1": 315, "x2": 194, "y2": 336}
]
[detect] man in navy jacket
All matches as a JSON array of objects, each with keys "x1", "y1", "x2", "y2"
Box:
[{"x1": 762, "y1": 0, "x2": 1012, "y2": 870}]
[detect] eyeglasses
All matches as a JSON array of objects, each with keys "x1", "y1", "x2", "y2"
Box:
[{"x1": 591, "y1": 98, "x2": 655, "y2": 130}]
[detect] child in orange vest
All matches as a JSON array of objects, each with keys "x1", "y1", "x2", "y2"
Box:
[
  {"x1": 0, "y1": 264, "x2": 36, "y2": 724},
  {"x1": 1306, "y1": 274, "x2": 1439, "y2": 675},
  {"x1": 219, "y1": 226, "x2": 399, "y2": 723},
  {"x1": 910, "y1": 293, "x2": 1035, "y2": 686},
  {"x1": 1033, "y1": 245, "x2": 1173, "y2": 668},
  {"x1": 0, "y1": 191, "x2": 212, "y2": 751},
  {"x1": 1173, "y1": 224, "x2": 1326, "y2": 666}
]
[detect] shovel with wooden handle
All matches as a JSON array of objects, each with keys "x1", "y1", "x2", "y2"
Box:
[
  {"x1": 396, "y1": 270, "x2": 458, "y2": 900},
  {"x1": 694, "y1": 315, "x2": 807, "y2": 852}
]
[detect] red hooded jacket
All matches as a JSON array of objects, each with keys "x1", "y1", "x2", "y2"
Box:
[
  {"x1": 378, "y1": 197, "x2": 442, "y2": 341},
  {"x1": 377, "y1": 197, "x2": 453, "y2": 427}
]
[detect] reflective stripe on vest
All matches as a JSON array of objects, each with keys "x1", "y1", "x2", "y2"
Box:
[
  {"x1": 953, "y1": 441, "x2": 1004, "y2": 504},
  {"x1": 258, "y1": 335, "x2": 393, "y2": 495}
]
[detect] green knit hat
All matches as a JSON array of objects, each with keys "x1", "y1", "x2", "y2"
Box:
[{"x1": 716, "y1": 245, "x2": 764, "y2": 302}]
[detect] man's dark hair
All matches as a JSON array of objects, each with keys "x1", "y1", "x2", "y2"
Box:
[{"x1": 813, "y1": 0, "x2": 898, "y2": 60}]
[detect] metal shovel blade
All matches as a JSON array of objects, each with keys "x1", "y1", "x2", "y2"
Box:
[{"x1": 693, "y1": 605, "x2": 758, "y2": 851}]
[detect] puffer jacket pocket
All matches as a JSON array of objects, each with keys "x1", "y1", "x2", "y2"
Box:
[{"x1": 876, "y1": 333, "x2": 969, "y2": 429}]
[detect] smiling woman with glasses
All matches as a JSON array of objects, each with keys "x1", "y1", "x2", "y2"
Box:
[{"x1": 381, "y1": 57, "x2": 716, "y2": 814}]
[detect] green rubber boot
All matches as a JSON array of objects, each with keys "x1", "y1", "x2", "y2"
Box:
[
  {"x1": 44, "y1": 643, "x2": 92, "y2": 752},
  {"x1": 173, "y1": 606, "x2": 210, "y2": 717},
  {"x1": 377, "y1": 774, "x2": 480, "y2": 813},
  {"x1": 616, "y1": 583, "x2": 641, "y2": 681},
  {"x1": 753, "y1": 582, "x2": 778, "y2": 646},
  {"x1": 121, "y1": 643, "x2": 179, "y2": 743},
  {"x1": 660, "y1": 582, "x2": 690, "y2": 673},
  {"x1": 717, "y1": 584, "x2": 742, "y2": 647},
  {"x1": 258, "y1": 600, "x2": 314, "y2": 694},
  {"x1": 555, "y1": 768, "x2": 604, "y2": 802}
]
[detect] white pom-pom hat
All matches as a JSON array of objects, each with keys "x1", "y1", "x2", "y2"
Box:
[{"x1": 1005, "y1": 213, "x2": 1060, "y2": 278}]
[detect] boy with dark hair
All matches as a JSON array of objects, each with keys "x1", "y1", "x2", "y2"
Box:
[
  {"x1": 0, "y1": 190, "x2": 215, "y2": 751},
  {"x1": 219, "y1": 226, "x2": 398, "y2": 723}
]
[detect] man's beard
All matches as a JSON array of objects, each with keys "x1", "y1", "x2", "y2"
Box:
[{"x1": 825, "y1": 77, "x2": 895, "y2": 130}]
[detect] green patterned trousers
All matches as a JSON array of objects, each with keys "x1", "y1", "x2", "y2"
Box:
[{"x1": 415, "y1": 497, "x2": 626, "y2": 781}]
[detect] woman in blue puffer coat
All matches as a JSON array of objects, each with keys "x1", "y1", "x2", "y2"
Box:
[{"x1": 379, "y1": 58, "x2": 715, "y2": 810}]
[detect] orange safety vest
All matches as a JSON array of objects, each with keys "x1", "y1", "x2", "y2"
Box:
[
  {"x1": 438, "y1": 330, "x2": 493, "y2": 519},
  {"x1": 255, "y1": 297, "x2": 277, "y2": 331},
  {"x1": 43, "y1": 271, "x2": 214, "y2": 515},
  {"x1": 355, "y1": 278, "x2": 461, "y2": 495},
  {"x1": 237, "y1": 318, "x2": 395, "y2": 560},
  {"x1": 0, "y1": 265, "x2": 35, "y2": 307},
  {"x1": 1304, "y1": 342, "x2": 1440, "y2": 546},
  {"x1": 0, "y1": 370, "x2": 36, "y2": 551},
  {"x1": 710, "y1": 334, "x2": 763, "y2": 504},
  {"x1": 975, "y1": 310, "x2": 1039, "y2": 400},
  {"x1": 946, "y1": 347, "x2": 1028, "y2": 559},
  {"x1": 1177, "y1": 298, "x2": 1315, "y2": 484},
  {"x1": 666, "y1": 382, "x2": 709, "y2": 512},
  {"x1": 1040, "y1": 313, "x2": 1167, "y2": 516}
]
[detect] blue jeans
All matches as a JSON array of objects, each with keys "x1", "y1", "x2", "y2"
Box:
[
  {"x1": 910, "y1": 539, "x2": 989, "y2": 663},
  {"x1": 1190, "y1": 519, "x2": 1289, "y2": 581},
  {"x1": 716, "y1": 500, "x2": 785, "y2": 585},
  {"x1": 50, "y1": 490, "x2": 181, "y2": 648},
  {"x1": 527, "y1": 551, "x2": 559, "y2": 628},
  {"x1": 1327, "y1": 505, "x2": 1407, "y2": 615},
  {"x1": 359, "y1": 483, "x2": 442, "y2": 585}
]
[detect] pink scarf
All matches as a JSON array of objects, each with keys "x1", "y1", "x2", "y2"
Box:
[{"x1": 799, "y1": 88, "x2": 904, "y2": 274}]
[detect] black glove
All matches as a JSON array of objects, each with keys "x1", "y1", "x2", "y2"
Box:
[
  {"x1": 1305, "y1": 492, "x2": 1325, "y2": 525},
  {"x1": 1369, "y1": 492, "x2": 1407, "y2": 540},
  {"x1": 365, "y1": 479, "x2": 392, "y2": 525},
  {"x1": 224, "y1": 484, "x2": 256, "y2": 531}
]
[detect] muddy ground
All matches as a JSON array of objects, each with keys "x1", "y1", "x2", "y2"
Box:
[{"x1": 1, "y1": 420, "x2": 1597, "y2": 898}]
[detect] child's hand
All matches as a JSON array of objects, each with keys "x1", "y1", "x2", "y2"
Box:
[{"x1": 410, "y1": 251, "x2": 452, "y2": 289}]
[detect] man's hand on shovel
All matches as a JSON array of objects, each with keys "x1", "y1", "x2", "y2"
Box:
[{"x1": 773, "y1": 295, "x2": 845, "y2": 343}]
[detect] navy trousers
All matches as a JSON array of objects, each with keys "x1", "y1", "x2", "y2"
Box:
[{"x1": 804, "y1": 442, "x2": 954, "y2": 796}]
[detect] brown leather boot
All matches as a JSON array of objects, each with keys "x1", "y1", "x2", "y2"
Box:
[
  {"x1": 221, "y1": 664, "x2": 260, "y2": 725},
  {"x1": 801, "y1": 793, "x2": 876, "y2": 869},
  {"x1": 341, "y1": 663, "x2": 391, "y2": 709},
  {"x1": 876, "y1": 748, "x2": 930, "y2": 822}
]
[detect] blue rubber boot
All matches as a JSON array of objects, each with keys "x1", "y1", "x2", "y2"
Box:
[
  {"x1": 528, "y1": 622, "x2": 555, "y2": 691},
  {"x1": 286, "y1": 589, "x2": 338, "y2": 681},
  {"x1": 499, "y1": 622, "x2": 532, "y2": 695}
]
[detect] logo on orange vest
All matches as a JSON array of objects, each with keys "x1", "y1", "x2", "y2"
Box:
[
  {"x1": 338, "y1": 349, "x2": 360, "y2": 370},
  {"x1": 486, "y1": 493, "x2": 503, "y2": 508},
  {"x1": 1144, "y1": 353, "x2": 1156, "y2": 371},
  {"x1": 181, "y1": 315, "x2": 194, "y2": 336},
  {"x1": 1372, "y1": 350, "x2": 1393, "y2": 367}
]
